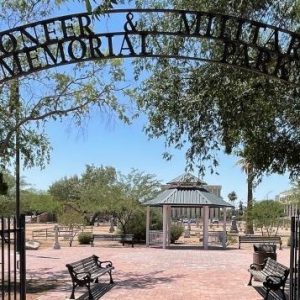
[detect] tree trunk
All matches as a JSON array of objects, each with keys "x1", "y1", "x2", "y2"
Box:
[{"x1": 246, "y1": 170, "x2": 254, "y2": 234}]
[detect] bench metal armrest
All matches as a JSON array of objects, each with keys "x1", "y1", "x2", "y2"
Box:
[
  {"x1": 97, "y1": 260, "x2": 113, "y2": 268},
  {"x1": 73, "y1": 271, "x2": 91, "y2": 281},
  {"x1": 249, "y1": 263, "x2": 265, "y2": 270},
  {"x1": 265, "y1": 274, "x2": 284, "y2": 285}
]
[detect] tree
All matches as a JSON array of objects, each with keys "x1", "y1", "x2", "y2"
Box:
[
  {"x1": 0, "y1": 1, "x2": 131, "y2": 174},
  {"x1": 227, "y1": 190, "x2": 237, "y2": 218},
  {"x1": 21, "y1": 190, "x2": 60, "y2": 216},
  {"x1": 126, "y1": 0, "x2": 300, "y2": 180},
  {"x1": 237, "y1": 157, "x2": 255, "y2": 234},
  {"x1": 227, "y1": 191, "x2": 237, "y2": 205},
  {"x1": 49, "y1": 166, "x2": 161, "y2": 228},
  {"x1": 238, "y1": 200, "x2": 244, "y2": 219},
  {"x1": 252, "y1": 200, "x2": 284, "y2": 236},
  {"x1": 48, "y1": 176, "x2": 81, "y2": 202},
  {"x1": 117, "y1": 169, "x2": 161, "y2": 202},
  {"x1": 111, "y1": 169, "x2": 161, "y2": 233}
]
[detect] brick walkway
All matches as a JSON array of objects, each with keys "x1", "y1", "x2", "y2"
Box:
[{"x1": 26, "y1": 244, "x2": 290, "y2": 300}]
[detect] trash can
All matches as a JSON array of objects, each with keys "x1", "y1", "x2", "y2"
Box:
[{"x1": 253, "y1": 244, "x2": 277, "y2": 270}]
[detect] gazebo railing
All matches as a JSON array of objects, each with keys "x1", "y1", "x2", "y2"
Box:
[
  {"x1": 149, "y1": 230, "x2": 163, "y2": 245},
  {"x1": 208, "y1": 231, "x2": 227, "y2": 248}
]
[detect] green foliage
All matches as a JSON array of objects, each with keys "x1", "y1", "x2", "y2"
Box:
[
  {"x1": 48, "y1": 165, "x2": 161, "y2": 229},
  {"x1": 227, "y1": 191, "x2": 237, "y2": 203},
  {"x1": 119, "y1": 207, "x2": 146, "y2": 241},
  {"x1": 226, "y1": 234, "x2": 238, "y2": 245},
  {"x1": 0, "y1": 173, "x2": 8, "y2": 195},
  {"x1": 57, "y1": 210, "x2": 86, "y2": 227},
  {"x1": 132, "y1": 0, "x2": 300, "y2": 179},
  {"x1": 118, "y1": 207, "x2": 162, "y2": 242},
  {"x1": 21, "y1": 191, "x2": 60, "y2": 215},
  {"x1": 170, "y1": 224, "x2": 184, "y2": 243},
  {"x1": 117, "y1": 169, "x2": 161, "y2": 202},
  {"x1": 237, "y1": 201, "x2": 244, "y2": 220},
  {"x1": 78, "y1": 232, "x2": 93, "y2": 244},
  {"x1": 48, "y1": 176, "x2": 81, "y2": 202},
  {"x1": 0, "y1": 196, "x2": 15, "y2": 216},
  {"x1": 252, "y1": 200, "x2": 284, "y2": 236},
  {"x1": 0, "y1": 2, "x2": 131, "y2": 171}
]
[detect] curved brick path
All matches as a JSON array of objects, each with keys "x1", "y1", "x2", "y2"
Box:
[{"x1": 26, "y1": 245, "x2": 290, "y2": 300}]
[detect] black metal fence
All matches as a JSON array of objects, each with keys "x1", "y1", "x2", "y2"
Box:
[
  {"x1": 0, "y1": 215, "x2": 26, "y2": 300},
  {"x1": 290, "y1": 213, "x2": 300, "y2": 300}
]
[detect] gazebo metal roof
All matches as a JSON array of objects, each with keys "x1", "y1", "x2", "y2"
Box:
[
  {"x1": 143, "y1": 188, "x2": 233, "y2": 207},
  {"x1": 143, "y1": 173, "x2": 233, "y2": 208},
  {"x1": 167, "y1": 173, "x2": 207, "y2": 186}
]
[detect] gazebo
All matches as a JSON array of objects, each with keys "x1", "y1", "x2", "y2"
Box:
[{"x1": 143, "y1": 173, "x2": 234, "y2": 249}]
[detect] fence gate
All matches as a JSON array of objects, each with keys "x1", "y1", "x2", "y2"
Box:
[
  {"x1": 0, "y1": 215, "x2": 26, "y2": 300},
  {"x1": 290, "y1": 213, "x2": 300, "y2": 300}
]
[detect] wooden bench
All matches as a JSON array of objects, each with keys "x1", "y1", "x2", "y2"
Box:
[
  {"x1": 248, "y1": 257, "x2": 289, "y2": 300},
  {"x1": 66, "y1": 255, "x2": 114, "y2": 299},
  {"x1": 239, "y1": 235, "x2": 282, "y2": 250},
  {"x1": 90, "y1": 234, "x2": 134, "y2": 247}
]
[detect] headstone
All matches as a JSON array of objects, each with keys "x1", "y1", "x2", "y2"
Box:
[
  {"x1": 230, "y1": 216, "x2": 238, "y2": 233},
  {"x1": 187, "y1": 220, "x2": 191, "y2": 231},
  {"x1": 184, "y1": 228, "x2": 190, "y2": 238},
  {"x1": 26, "y1": 240, "x2": 40, "y2": 250}
]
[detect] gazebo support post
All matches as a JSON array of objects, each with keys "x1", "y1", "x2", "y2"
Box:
[
  {"x1": 203, "y1": 206, "x2": 209, "y2": 250},
  {"x1": 163, "y1": 205, "x2": 168, "y2": 249},
  {"x1": 146, "y1": 206, "x2": 150, "y2": 247},
  {"x1": 167, "y1": 205, "x2": 172, "y2": 246},
  {"x1": 223, "y1": 208, "x2": 227, "y2": 249}
]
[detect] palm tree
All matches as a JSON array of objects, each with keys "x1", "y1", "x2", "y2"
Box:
[
  {"x1": 237, "y1": 158, "x2": 255, "y2": 234},
  {"x1": 228, "y1": 191, "x2": 238, "y2": 216}
]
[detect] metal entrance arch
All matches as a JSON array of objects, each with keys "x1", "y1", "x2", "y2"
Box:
[{"x1": 0, "y1": 8, "x2": 299, "y2": 86}]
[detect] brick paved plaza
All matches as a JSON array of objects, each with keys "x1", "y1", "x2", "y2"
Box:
[{"x1": 25, "y1": 244, "x2": 290, "y2": 300}]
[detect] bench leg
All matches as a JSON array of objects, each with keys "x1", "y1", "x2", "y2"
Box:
[
  {"x1": 109, "y1": 269, "x2": 114, "y2": 284},
  {"x1": 247, "y1": 274, "x2": 253, "y2": 286},
  {"x1": 280, "y1": 287, "x2": 286, "y2": 300},
  {"x1": 264, "y1": 288, "x2": 270, "y2": 300},
  {"x1": 70, "y1": 283, "x2": 76, "y2": 299},
  {"x1": 87, "y1": 282, "x2": 93, "y2": 300}
]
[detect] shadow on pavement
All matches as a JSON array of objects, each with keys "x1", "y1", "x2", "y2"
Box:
[
  {"x1": 115, "y1": 270, "x2": 184, "y2": 289},
  {"x1": 76, "y1": 283, "x2": 115, "y2": 300},
  {"x1": 253, "y1": 285, "x2": 289, "y2": 300}
]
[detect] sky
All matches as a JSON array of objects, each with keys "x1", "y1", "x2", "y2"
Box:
[
  {"x1": 22, "y1": 111, "x2": 292, "y2": 204},
  {"x1": 13, "y1": 1, "x2": 294, "y2": 203}
]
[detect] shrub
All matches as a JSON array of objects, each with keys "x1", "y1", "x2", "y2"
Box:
[
  {"x1": 226, "y1": 234, "x2": 238, "y2": 245},
  {"x1": 121, "y1": 209, "x2": 146, "y2": 242},
  {"x1": 170, "y1": 224, "x2": 184, "y2": 243},
  {"x1": 118, "y1": 208, "x2": 163, "y2": 242},
  {"x1": 78, "y1": 232, "x2": 92, "y2": 244}
]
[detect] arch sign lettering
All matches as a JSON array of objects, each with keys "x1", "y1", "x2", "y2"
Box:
[{"x1": 0, "y1": 8, "x2": 299, "y2": 86}]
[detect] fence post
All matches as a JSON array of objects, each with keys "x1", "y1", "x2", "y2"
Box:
[{"x1": 19, "y1": 214, "x2": 26, "y2": 300}]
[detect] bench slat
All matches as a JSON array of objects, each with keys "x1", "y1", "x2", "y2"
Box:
[
  {"x1": 91, "y1": 234, "x2": 134, "y2": 247},
  {"x1": 239, "y1": 235, "x2": 282, "y2": 249}
]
